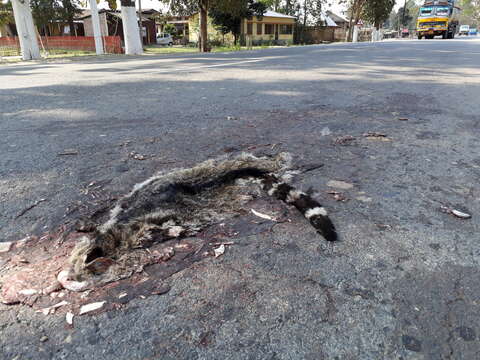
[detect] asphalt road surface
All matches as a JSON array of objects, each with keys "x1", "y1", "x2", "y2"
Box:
[{"x1": 1, "y1": 37, "x2": 480, "y2": 359}]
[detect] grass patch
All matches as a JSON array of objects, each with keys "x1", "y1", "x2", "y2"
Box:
[
  {"x1": 144, "y1": 45, "x2": 198, "y2": 55},
  {"x1": 144, "y1": 44, "x2": 276, "y2": 55},
  {"x1": 0, "y1": 47, "x2": 21, "y2": 57},
  {"x1": 0, "y1": 49, "x2": 97, "y2": 63},
  {"x1": 212, "y1": 45, "x2": 272, "y2": 52},
  {"x1": 42, "y1": 49, "x2": 97, "y2": 58}
]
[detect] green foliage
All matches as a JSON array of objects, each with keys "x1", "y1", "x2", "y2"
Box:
[
  {"x1": 29, "y1": 0, "x2": 82, "y2": 30},
  {"x1": 0, "y1": 1, "x2": 14, "y2": 28},
  {"x1": 162, "y1": 0, "x2": 198, "y2": 16},
  {"x1": 163, "y1": 23, "x2": 177, "y2": 35},
  {"x1": 458, "y1": 0, "x2": 480, "y2": 25},
  {"x1": 59, "y1": 0, "x2": 83, "y2": 21},
  {"x1": 104, "y1": 0, "x2": 117, "y2": 10},
  {"x1": 387, "y1": 0, "x2": 418, "y2": 29},
  {"x1": 209, "y1": 0, "x2": 267, "y2": 43},
  {"x1": 363, "y1": 0, "x2": 395, "y2": 28},
  {"x1": 307, "y1": 0, "x2": 325, "y2": 26},
  {"x1": 164, "y1": 0, "x2": 271, "y2": 50},
  {"x1": 30, "y1": 0, "x2": 59, "y2": 29}
]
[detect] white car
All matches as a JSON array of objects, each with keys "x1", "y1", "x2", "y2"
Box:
[
  {"x1": 156, "y1": 33, "x2": 173, "y2": 46},
  {"x1": 459, "y1": 25, "x2": 470, "y2": 36}
]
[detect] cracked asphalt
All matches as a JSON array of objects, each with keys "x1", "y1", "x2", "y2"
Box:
[{"x1": 1, "y1": 37, "x2": 480, "y2": 359}]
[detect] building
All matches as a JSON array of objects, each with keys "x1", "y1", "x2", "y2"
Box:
[
  {"x1": 157, "y1": 16, "x2": 190, "y2": 44},
  {"x1": 325, "y1": 11, "x2": 349, "y2": 29},
  {"x1": 187, "y1": 10, "x2": 296, "y2": 46},
  {"x1": 80, "y1": 9, "x2": 159, "y2": 45},
  {"x1": 241, "y1": 11, "x2": 296, "y2": 45}
]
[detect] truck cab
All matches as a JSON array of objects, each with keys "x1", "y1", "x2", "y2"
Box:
[{"x1": 417, "y1": 0, "x2": 459, "y2": 39}]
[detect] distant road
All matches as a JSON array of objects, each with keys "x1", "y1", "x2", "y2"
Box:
[{"x1": 1, "y1": 37, "x2": 480, "y2": 359}]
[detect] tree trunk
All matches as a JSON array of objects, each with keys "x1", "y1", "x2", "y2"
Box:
[
  {"x1": 138, "y1": 0, "x2": 143, "y2": 45},
  {"x1": 199, "y1": 0, "x2": 208, "y2": 52},
  {"x1": 286, "y1": 0, "x2": 293, "y2": 15},
  {"x1": 120, "y1": 0, "x2": 143, "y2": 55},
  {"x1": 347, "y1": 19, "x2": 353, "y2": 41},
  {"x1": 347, "y1": 0, "x2": 365, "y2": 42},
  {"x1": 89, "y1": 0, "x2": 104, "y2": 54},
  {"x1": 346, "y1": 2, "x2": 355, "y2": 41},
  {"x1": 6, "y1": 24, "x2": 15, "y2": 37},
  {"x1": 68, "y1": 17, "x2": 75, "y2": 36},
  {"x1": 352, "y1": 25, "x2": 359, "y2": 42},
  {"x1": 11, "y1": 0, "x2": 41, "y2": 60}
]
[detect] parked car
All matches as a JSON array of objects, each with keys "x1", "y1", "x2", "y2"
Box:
[
  {"x1": 458, "y1": 25, "x2": 470, "y2": 36},
  {"x1": 469, "y1": 28, "x2": 477, "y2": 35},
  {"x1": 156, "y1": 33, "x2": 173, "y2": 46}
]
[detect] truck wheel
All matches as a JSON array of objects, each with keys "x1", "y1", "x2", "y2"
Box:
[
  {"x1": 418, "y1": 35, "x2": 422, "y2": 40},
  {"x1": 442, "y1": 32, "x2": 447, "y2": 39}
]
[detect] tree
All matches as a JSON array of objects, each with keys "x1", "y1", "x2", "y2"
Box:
[
  {"x1": 29, "y1": 0, "x2": 81, "y2": 36},
  {"x1": 0, "y1": 1, "x2": 13, "y2": 26},
  {"x1": 58, "y1": 0, "x2": 82, "y2": 35},
  {"x1": 209, "y1": 0, "x2": 267, "y2": 44},
  {"x1": 165, "y1": 0, "x2": 274, "y2": 51},
  {"x1": 388, "y1": 0, "x2": 417, "y2": 30},
  {"x1": 11, "y1": 0, "x2": 41, "y2": 59},
  {"x1": 362, "y1": 0, "x2": 395, "y2": 29},
  {"x1": 163, "y1": 23, "x2": 177, "y2": 35},
  {"x1": 458, "y1": 0, "x2": 480, "y2": 25},
  {"x1": 0, "y1": 1, "x2": 16, "y2": 36},
  {"x1": 198, "y1": 0, "x2": 208, "y2": 51},
  {"x1": 292, "y1": 0, "x2": 325, "y2": 43},
  {"x1": 166, "y1": 0, "x2": 198, "y2": 16},
  {"x1": 30, "y1": 0, "x2": 59, "y2": 34},
  {"x1": 308, "y1": 0, "x2": 325, "y2": 26},
  {"x1": 344, "y1": 0, "x2": 369, "y2": 41}
]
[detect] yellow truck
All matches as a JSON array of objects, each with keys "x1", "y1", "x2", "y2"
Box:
[{"x1": 417, "y1": 0, "x2": 460, "y2": 39}]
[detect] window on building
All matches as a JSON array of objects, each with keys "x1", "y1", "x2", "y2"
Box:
[
  {"x1": 257, "y1": 23, "x2": 262, "y2": 35},
  {"x1": 247, "y1": 23, "x2": 253, "y2": 35},
  {"x1": 280, "y1": 24, "x2": 293, "y2": 35},
  {"x1": 265, "y1": 24, "x2": 274, "y2": 35}
]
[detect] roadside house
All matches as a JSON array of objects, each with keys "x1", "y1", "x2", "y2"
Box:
[
  {"x1": 80, "y1": 9, "x2": 159, "y2": 45},
  {"x1": 187, "y1": 10, "x2": 296, "y2": 46},
  {"x1": 157, "y1": 16, "x2": 190, "y2": 44},
  {"x1": 241, "y1": 11, "x2": 296, "y2": 45}
]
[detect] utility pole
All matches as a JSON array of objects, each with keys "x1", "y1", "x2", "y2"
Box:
[{"x1": 138, "y1": 0, "x2": 143, "y2": 46}]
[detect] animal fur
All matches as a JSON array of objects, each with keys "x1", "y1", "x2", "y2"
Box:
[{"x1": 70, "y1": 152, "x2": 337, "y2": 283}]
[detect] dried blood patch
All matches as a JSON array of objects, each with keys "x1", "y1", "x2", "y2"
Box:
[{"x1": 0, "y1": 198, "x2": 283, "y2": 317}]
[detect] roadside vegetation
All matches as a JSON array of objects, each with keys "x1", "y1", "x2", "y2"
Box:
[{"x1": 143, "y1": 44, "x2": 275, "y2": 55}]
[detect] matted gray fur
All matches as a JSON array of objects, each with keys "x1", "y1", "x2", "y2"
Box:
[{"x1": 69, "y1": 152, "x2": 293, "y2": 283}]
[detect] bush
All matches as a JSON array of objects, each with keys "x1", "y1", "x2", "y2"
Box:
[{"x1": 163, "y1": 24, "x2": 177, "y2": 36}]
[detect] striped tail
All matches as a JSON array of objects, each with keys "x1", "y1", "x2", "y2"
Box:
[{"x1": 261, "y1": 175, "x2": 337, "y2": 242}]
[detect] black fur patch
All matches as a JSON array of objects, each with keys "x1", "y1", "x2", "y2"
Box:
[{"x1": 262, "y1": 177, "x2": 337, "y2": 242}]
